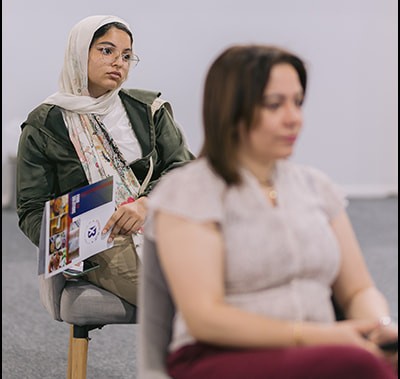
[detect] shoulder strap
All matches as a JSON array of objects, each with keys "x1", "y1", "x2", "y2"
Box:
[
  {"x1": 150, "y1": 97, "x2": 173, "y2": 118},
  {"x1": 139, "y1": 95, "x2": 181, "y2": 195},
  {"x1": 151, "y1": 96, "x2": 190, "y2": 151},
  {"x1": 138, "y1": 98, "x2": 167, "y2": 196}
]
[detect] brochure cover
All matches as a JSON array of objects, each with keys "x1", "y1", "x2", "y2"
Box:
[{"x1": 39, "y1": 176, "x2": 115, "y2": 278}]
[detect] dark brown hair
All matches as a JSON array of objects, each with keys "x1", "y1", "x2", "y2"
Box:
[
  {"x1": 89, "y1": 22, "x2": 133, "y2": 48},
  {"x1": 200, "y1": 45, "x2": 307, "y2": 185}
]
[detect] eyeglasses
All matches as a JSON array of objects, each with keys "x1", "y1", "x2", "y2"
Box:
[{"x1": 96, "y1": 46, "x2": 140, "y2": 67}]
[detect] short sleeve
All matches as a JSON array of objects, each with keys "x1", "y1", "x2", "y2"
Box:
[
  {"x1": 145, "y1": 159, "x2": 225, "y2": 240},
  {"x1": 302, "y1": 166, "x2": 348, "y2": 220}
]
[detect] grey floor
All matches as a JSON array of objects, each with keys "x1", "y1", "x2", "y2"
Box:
[{"x1": 2, "y1": 197, "x2": 398, "y2": 379}]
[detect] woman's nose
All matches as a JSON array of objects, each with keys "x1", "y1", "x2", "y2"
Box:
[
  {"x1": 283, "y1": 103, "x2": 302, "y2": 127},
  {"x1": 112, "y1": 54, "x2": 124, "y2": 66}
]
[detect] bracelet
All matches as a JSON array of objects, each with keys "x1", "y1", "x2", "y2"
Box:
[
  {"x1": 292, "y1": 322, "x2": 303, "y2": 346},
  {"x1": 379, "y1": 316, "x2": 394, "y2": 327}
]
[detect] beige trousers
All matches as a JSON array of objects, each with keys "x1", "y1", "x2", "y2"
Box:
[{"x1": 86, "y1": 235, "x2": 140, "y2": 305}]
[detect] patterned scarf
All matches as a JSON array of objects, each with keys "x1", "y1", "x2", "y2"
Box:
[{"x1": 65, "y1": 111, "x2": 143, "y2": 205}]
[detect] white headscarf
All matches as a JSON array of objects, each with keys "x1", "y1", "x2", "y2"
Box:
[
  {"x1": 41, "y1": 15, "x2": 143, "y2": 202},
  {"x1": 43, "y1": 15, "x2": 132, "y2": 115}
]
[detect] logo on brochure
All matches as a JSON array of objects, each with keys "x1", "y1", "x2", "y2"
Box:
[{"x1": 85, "y1": 219, "x2": 101, "y2": 244}]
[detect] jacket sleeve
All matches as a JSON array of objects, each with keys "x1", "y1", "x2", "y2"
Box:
[
  {"x1": 16, "y1": 124, "x2": 55, "y2": 246},
  {"x1": 140, "y1": 104, "x2": 195, "y2": 197}
]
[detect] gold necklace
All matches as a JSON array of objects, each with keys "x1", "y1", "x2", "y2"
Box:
[
  {"x1": 266, "y1": 186, "x2": 278, "y2": 202},
  {"x1": 259, "y1": 179, "x2": 278, "y2": 204}
]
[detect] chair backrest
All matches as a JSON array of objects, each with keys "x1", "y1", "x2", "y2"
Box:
[{"x1": 138, "y1": 237, "x2": 175, "y2": 379}]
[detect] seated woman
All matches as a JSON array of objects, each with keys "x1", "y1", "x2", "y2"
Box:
[
  {"x1": 16, "y1": 15, "x2": 194, "y2": 306},
  {"x1": 145, "y1": 45, "x2": 398, "y2": 378}
]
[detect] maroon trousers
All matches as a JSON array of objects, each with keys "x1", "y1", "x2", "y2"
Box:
[{"x1": 167, "y1": 343, "x2": 397, "y2": 379}]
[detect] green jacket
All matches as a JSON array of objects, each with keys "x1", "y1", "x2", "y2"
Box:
[{"x1": 17, "y1": 88, "x2": 195, "y2": 246}]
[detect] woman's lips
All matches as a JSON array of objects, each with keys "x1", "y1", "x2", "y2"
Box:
[
  {"x1": 107, "y1": 72, "x2": 122, "y2": 80},
  {"x1": 281, "y1": 135, "x2": 297, "y2": 144}
]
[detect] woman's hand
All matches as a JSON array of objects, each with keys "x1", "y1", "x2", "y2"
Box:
[
  {"x1": 367, "y1": 319, "x2": 398, "y2": 369},
  {"x1": 303, "y1": 318, "x2": 398, "y2": 370},
  {"x1": 102, "y1": 196, "x2": 148, "y2": 242},
  {"x1": 303, "y1": 320, "x2": 384, "y2": 357}
]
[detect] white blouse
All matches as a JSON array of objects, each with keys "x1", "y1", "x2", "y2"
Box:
[{"x1": 146, "y1": 157, "x2": 348, "y2": 352}]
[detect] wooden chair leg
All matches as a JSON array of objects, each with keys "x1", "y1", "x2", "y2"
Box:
[
  {"x1": 71, "y1": 336, "x2": 88, "y2": 379},
  {"x1": 67, "y1": 325, "x2": 89, "y2": 379},
  {"x1": 67, "y1": 325, "x2": 73, "y2": 379}
]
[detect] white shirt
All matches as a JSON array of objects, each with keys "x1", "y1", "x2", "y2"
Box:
[{"x1": 101, "y1": 97, "x2": 142, "y2": 163}]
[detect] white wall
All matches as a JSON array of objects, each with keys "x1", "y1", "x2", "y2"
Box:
[{"x1": 2, "y1": 0, "x2": 398, "y2": 198}]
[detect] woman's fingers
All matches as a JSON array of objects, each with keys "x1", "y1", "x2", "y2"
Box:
[
  {"x1": 103, "y1": 203, "x2": 144, "y2": 241},
  {"x1": 340, "y1": 318, "x2": 380, "y2": 337}
]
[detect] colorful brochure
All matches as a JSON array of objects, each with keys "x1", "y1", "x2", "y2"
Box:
[{"x1": 38, "y1": 176, "x2": 115, "y2": 278}]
